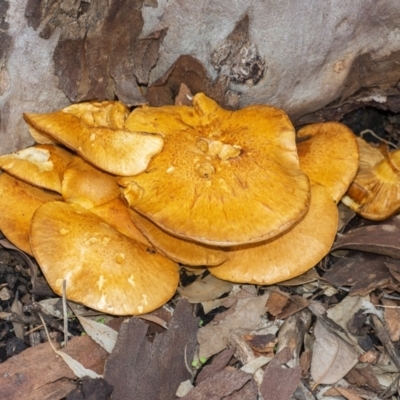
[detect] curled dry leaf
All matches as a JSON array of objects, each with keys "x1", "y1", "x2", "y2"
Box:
[
  {"x1": 323, "y1": 252, "x2": 393, "y2": 296},
  {"x1": 332, "y1": 214, "x2": 400, "y2": 259},
  {"x1": 311, "y1": 319, "x2": 358, "y2": 385}
]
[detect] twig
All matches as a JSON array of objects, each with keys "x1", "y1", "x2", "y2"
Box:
[
  {"x1": 62, "y1": 280, "x2": 68, "y2": 347},
  {"x1": 371, "y1": 314, "x2": 400, "y2": 371},
  {"x1": 379, "y1": 374, "x2": 399, "y2": 399},
  {"x1": 360, "y1": 129, "x2": 398, "y2": 149}
]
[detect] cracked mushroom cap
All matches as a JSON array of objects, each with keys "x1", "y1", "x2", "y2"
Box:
[
  {"x1": 30, "y1": 201, "x2": 179, "y2": 315},
  {"x1": 61, "y1": 157, "x2": 121, "y2": 209},
  {"x1": 0, "y1": 173, "x2": 61, "y2": 255},
  {"x1": 0, "y1": 144, "x2": 74, "y2": 193},
  {"x1": 297, "y1": 122, "x2": 359, "y2": 202},
  {"x1": 208, "y1": 184, "x2": 338, "y2": 284},
  {"x1": 342, "y1": 137, "x2": 400, "y2": 220},
  {"x1": 24, "y1": 101, "x2": 164, "y2": 176},
  {"x1": 124, "y1": 93, "x2": 310, "y2": 246},
  {"x1": 129, "y1": 209, "x2": 227, "y2": 266}
]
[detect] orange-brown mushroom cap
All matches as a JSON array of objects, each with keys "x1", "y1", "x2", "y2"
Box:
[
  {"x1": 24, "y1": 101, "x2": 164, "y2": 176},
  {"x1": 0, "y1": 173, "x2": 61, "y2": 255},
  {"x1": 297, "y1": 122, "x2": 359, "y2": 202},
  {"x1": 91, "y1": 198, "x2": 151, "y2": 246},
  {"x1": 342, "y1": 137, "x2": 400, "y2": 220},
  {"x1": 30, "y1": 201, "x2": 179, "y2": 315},
  {"x1": 129, "y1": 209, "x2": 227, "y2": 266},
  {"x1": 124, "y1": 93, "x2": 310, "y2": 246},
  {"x1": 208, "y1": 185, "x2": 338, "y2": 284},
  {"x1": 61, "y1": 157, "x2": 121, "y2": 209},
  {"x1": 0, "y1": 144, "x2": 74, "y2": 193}
]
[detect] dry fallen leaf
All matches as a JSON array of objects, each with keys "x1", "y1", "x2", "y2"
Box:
[
  {"x1": 197, "y1": 291, "x2": 269, "y2": 359},
  {"x1": 334, "y1": 385, "x2": 364, "y2": 400},
  {"x1": 279, "y1": 268, "x2": 319, "y2": 286},
  {"x1": 311, "y1": 319, "x2": 358, "y2": 385},
  {"x1": 10, "y1": 295, "x2": 24, "y2": 340},
  {"x1": 323, "y1": 252, "x2": 393, "y2": 296},
  {"x1": 326, "y1": 294, "x2": 369, "y2": 346},
  {"x1": 266, "y1": 291, "x2": 289, "y2": 316},
  {"x1": 332, "y1": 215, "x2": 400, "y2": 258},
  {"x1": 177, "y1": 274, "x2": 233, "y2": 304},
  {"x1": 76, "y1": 314, "x2": 118, "y2": 354},
  {"x1": 338, "y1": 202, "x2": 356, "y2": 232}
]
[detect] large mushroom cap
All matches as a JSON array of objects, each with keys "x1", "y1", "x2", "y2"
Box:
[
  {"x1": 208, "y1": 184, "x2": 338, "y2": 284},
  {"x1": 124, "y1": 93, "x2": 310, "y2": 246},
  {"x1": 129, "y1": 209, "x2": 227, "y2": 266},
  {"x1": 30, "y1": 201, "x2": 179, "y2": 315},
  {"x1": 297, "y1": 122, "x2": 359, "y2": 202},
  {"x1": 0, "y1": 173, "x2": 61, "y2": 255},
  {"x1": 0, "y1": 144, "x2": 74, "y2": 193},
  {"x1": 24, "y1": 101, "x2": 164, "y2": 176},
  {"x1": 342, "y1": 137, "x2": 400, "y2": 220}
]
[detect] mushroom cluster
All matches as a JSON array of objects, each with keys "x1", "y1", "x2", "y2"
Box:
[{"x1": 0, "y1": 95, "x2": 359, "y2": 315}]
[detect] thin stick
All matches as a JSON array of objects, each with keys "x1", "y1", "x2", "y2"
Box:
[
  {"x1": 360, "y1": 129, "x2": 397, "y2": 149},
  {"x1": 372, "y1": 314, "x2": 400, "y2": 372},
  {"x1": 62, "y1": 280, "x2": 68, "y2": 347}
]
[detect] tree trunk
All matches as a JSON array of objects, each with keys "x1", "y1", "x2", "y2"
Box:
[{"x1": 1, "y1": 0, "x2": 400, "y2": 155}]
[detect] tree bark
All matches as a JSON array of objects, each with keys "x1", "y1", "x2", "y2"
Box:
[{"x1": 1, "y1": 0, "x2": 400, "y2": 155}]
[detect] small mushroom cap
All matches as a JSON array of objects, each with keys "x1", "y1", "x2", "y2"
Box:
[
  {"x1": 129, "y1": 209, "x2": 227, "y2": 266},
  {"x1": 0, "y1": 173, "x2": 61, "y2": 255},
  {"x1": 297, "y1": 122, "x2": 359, "y2": 202},
  {"x1": 91, "y1": 198, "x2": 151, "y2": 246},
  {"x1": 24, "y1": 101, "x2": 164, "y2": 176},
  {"x1": 342, "y1": 137, "x2": 400, "y2": 220},
  {"x1": 30, "y1": 201, "x2": 179, "y2": 315},
  {"x1": 124, "y1": 93, "x2": 310, "y2": 246},
  {"x1": 208, "y1": 185, "x2": 338, "y2": 284},
  {"x1": 0, "y1": 144, "x2": 74, "y2": 193},
  {"x1": 61, "y1": 157, "x2": 121, "y2": 209}
]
